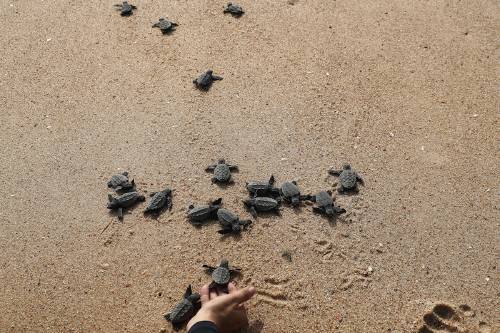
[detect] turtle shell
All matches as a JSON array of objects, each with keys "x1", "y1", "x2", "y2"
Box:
[
  {"x1": 213, "y1": 164, "x2": 231, "y2": 182},
  {"x1": 188, "y1": 205, "x2": 212, "y2": 221},
  {"x1": 253, "y1": 197, "x2": 279, "y2": 211},
  {"x1": 217, "y1": 208, "x2": 238, "y2": 225},
  {"x1": 167, "y1": 299, "x2": 195, "y2": 324},
  {"x1": 109, "y1": 192, "x2": 144, "y2": 208},
  {"x1": 225, "y1": 3, "x2": 244, "y2": 15},
  {"x1": 212, "y1": 266, "x2": 231, "y2": 285},
  {"x1": 107, "y1": 173, "x2": 132, "y2": 190},
  {"x1": 145, "y1": 190, "x2": 171, "y2": 212},
  {"x1": 246, "y1": 181, "x2": 271, "y2": 193},
  {"x1": 281, "y1": 182, "x2": 300, "y2": 198},
  {"x1": 195, "y1": 71, "x2": 213, "y2": 87},
  {"x1": 316, "y1": 191, "x2": 333, "y2": 207},
  {"x1": 340, "y1": 170, "x2": 357, "y2": 189}
]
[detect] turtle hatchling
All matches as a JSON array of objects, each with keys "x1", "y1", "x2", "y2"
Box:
[
  {"x1": 311, "y1": 190, "x2": 346, "y2": 218},
  {"x1": 224, "y1": 3, "x2": 244, "y2": 17},
  {"x1": 217, "y1": 208, "x2": 252, "y2": 235},
  {"x1": 205, "y1": 159, "x2": 238, "y2": 184},
  {"x1": 107, "y1": 171, "x2": 135, "y2": 192},
  {"x1": 193, "y1": 70, "x2": 223, "y2": 91},
  {"x1": 152, "y1": 17, "x2": 178, "y2": 34},
  {"x1": 203, "y1": 259, "x2": 241, "y2": 291},
  {"x1": 163, "y1": 285, "x2": 201, "y2": 329},
  {"x1": 243, "y1": 197, "x2": 280, "y2": 218},
  {"x1": 328, "y1": 164, "x2": 364, "y2": 193},
  {"x1": 107, "y1": 191, "x2": 145, "y2": 220},
  {"x1": 144, "y1": 187, "x2": 172, "y2": 215},
  {"x1": 114, "y1": 1, "x2": 136, "y2": 16},
  {"x1": 246, "y1": 175, "x2": 280, "y2": 197},
  {"x1": 280, "y1": 181, "x2": 310, "y2": 207},
  {"x1": 187, "y1": 198, "x2": 223, "y2": 225}
]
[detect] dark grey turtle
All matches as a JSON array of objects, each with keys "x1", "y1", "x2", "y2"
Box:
[
  {"x1": 152, "y1": 17, "x2": 178, "y2": 34},
  {"x1": 280, "y1": 181, "x2": 310, "y2": 207},
  {"x1": 114, "y1": 1, "x2": 136, "y2": 16},
  {"x1": 144, "y1": 187, "x2": 172, "y2": 214},
  {"x1": 203, "y1": 259, "x2": 241, "y2": 291},
  {"x1": 107, "y1": 171, "x2": 135, "y2": 192},
  {"x1": 246, "y1": 175, "x2": 280, "y2": 198},
  {"x1": 217, "y1": 208, "x2": 252, "y2": 234},
  {"x1": 311, "y1": 190, "x2": 346, "y2": 218},
  {"x1": 205, "y1": 159, "x2": 238, "y2": 184},
  {"x1": 193, "y1": 70, "x2": 223, "y2": 91},
  {"x1": 107, "y1": 191, "x2": 145, "y2": 220},
  {"x1": 223, "y1": 3, "x2": 244, "y2": 17},
  {"x1": 243, "y1": 196, "x2": 280, "y2": 218},
  {"x1": 328, "y1": 164, "x2": 364, "y2": 193},
  {"x1": 187, "y1": 198, "x2": 222, "y2": 224},
  {"x1": 163, "y1": 285, "x2": 201, "y2": 329}
]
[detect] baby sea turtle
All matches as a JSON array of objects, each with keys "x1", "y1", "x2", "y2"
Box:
[
  {"x1": 144, "y1": 188, "x2": 172, "y2": 215},
  {"x1": 203, "y1": 259, "x2": 241, "y2": 291},
  {"x1": 163, "y1": 285, "x2": 201, "y2": 329},
  {"x1": 223, "y1": 3, "x2": 244, "y2": 17},
  {"x1": 311, "y1": 190, "x2": 346, "y2": 218},
  {"x1": 217, "y1": 208, "x2": 252, "y2": 234},
  {"x1": 280, "y1": 181, "x2": 310, "y2": 207},
  {"x1": 328, "y1": 164, "x2": 364, "y2": 193},
  {"x1": 187, "y1": 198, "x2": 223, "y2": 225},
  {"x1": 114, "y1": 1, "x2": 136, "y2": 16},
  {"x1": 246, "y1": 175, "x2": 280, "y2": 197},
  {"x1": 152, "y1": 17, "x2": 178, "y2": 34},
  {"x1": 107, "y1": 191, "x2": 145, "y2": 220},
  {"x1": 193, "y1": 70, "x2": 223, "y2": 91},
  {"x1": 205, "y1": 159, "x2": 238, "y2": 184},
  {"x1": 107, "y1": 171, "x2": 135, "y2": 192},
  {"x1": 243, "y1": 197, "x2": 280, "y2": 218}
]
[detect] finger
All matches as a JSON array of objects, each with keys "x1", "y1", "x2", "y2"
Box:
[
  {"x1": 227, "y1": 282, "x2": 237, "y2": 294},
  {"x1": 210, "y1": 289, "x2": 218, "y2": 300},
  {"x1": 218, "y1": 286, "x2": 256, "y2": 307},
  {"x1": 200, "y1": 284, "x2": 210, "y2": 305}
]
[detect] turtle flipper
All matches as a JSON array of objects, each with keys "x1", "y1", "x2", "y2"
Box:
[
  {"x1": 117, "y1": 207, "x2": 124, "y2": 220},
  {"x1": 312, "y1": 207, "x2": 323, "y2": 214},
  {"x1": 334, "y1": 206, "x2": 346, "y2": 214},
  {"x1": 328, "y1": 168, "x2": 341, "y2": 176},
  {"x1": 183, "y1": 285, "x2": 192, "y2": 298},
  {"x1": 211, "y1": 75, "x2": 223, "y2": 81},
  {"x1": 249, "y1": 207, "x2": 258, "y2": 219},
  {"x1": 356, "y1": 173, "x2": 364, "y2": 185},
  {"x1": 205, "y1": 165, "x2": 217, "y2": 172}
]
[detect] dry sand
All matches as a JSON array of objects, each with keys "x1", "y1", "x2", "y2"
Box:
[{"x1": 0, "y1": 0, "x2": 499, "y2": 332}]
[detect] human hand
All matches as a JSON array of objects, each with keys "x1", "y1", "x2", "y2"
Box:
[{"x1": 187, "y1": 283, "x2": 256, "y2": 333}]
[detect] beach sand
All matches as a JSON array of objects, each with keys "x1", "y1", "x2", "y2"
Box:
[{"x1": 0, "y1": 0, "x2": 498, "y2": 332}]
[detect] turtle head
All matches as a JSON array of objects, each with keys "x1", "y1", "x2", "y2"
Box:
[
  {"x1": 187, "y1": 293, "x2": 201, "y2": 304},
  {"x1": 122, "y1": 171, "x2": 129, "y2": 176},
  {"x1": 218, "y1": 158, "x2": 225, "y2": 164},
  {"x1": 207, "y1": 70, "x2": 214, "y2": 76},
  {"x1": 220, "y1": 259, "x2": 229, "y2": 268},
  {"x1": 242, "y1": 198, "x2": 252, "y2": 206},
  {"x1": 269, "y1": 175, "x2": 275, "y2": 185},
  {"x1": 325, "y1": 206, "x2": 334, "y2": 216},
  {"x1": 343, "y1": 164, "x2": 351, "y2": 170}
]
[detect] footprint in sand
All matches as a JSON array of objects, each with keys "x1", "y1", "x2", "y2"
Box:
[{"x1": 417, "y1": 303, "x2": 493, "y2": 333}]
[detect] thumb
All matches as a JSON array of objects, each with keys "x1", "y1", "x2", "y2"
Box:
[{"x1": 219, "y1": 286, "x2": 256, "y2": 307}]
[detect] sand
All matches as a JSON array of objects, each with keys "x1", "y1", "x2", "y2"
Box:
[{"x1": 0, "y1": 0, "x2": 498, "y2": 332}]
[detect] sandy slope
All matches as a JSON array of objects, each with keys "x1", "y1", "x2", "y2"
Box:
[{"x1": 0, "y1": 0, "x2": 498, "y2": 332}]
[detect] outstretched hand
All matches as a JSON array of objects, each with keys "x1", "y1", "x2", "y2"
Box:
[{"x1": 187, "y1": 283, "x2": 256, "y2": 333}]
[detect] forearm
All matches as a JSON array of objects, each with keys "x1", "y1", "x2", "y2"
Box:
[{"x1": 187, "y1": 321, "x2": 219, "y2": 333}]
